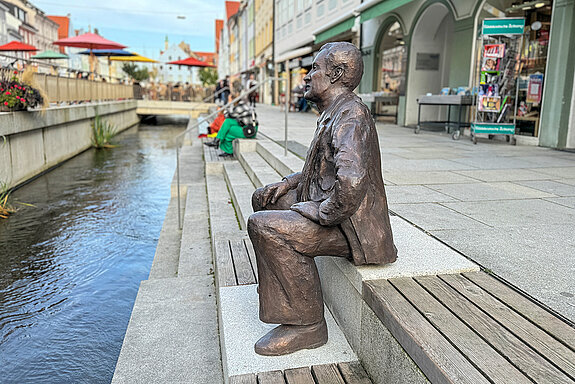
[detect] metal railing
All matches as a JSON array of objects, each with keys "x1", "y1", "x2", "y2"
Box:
[
  {"x1": 1, "y1": 63, "x2": 133, "y2": 104},
  {"x1": 174, "y1": 77, "x2": 289, "y2": 228},
  {"x1": 202, "y1": 86, "x2": 229, "y2": 103}
]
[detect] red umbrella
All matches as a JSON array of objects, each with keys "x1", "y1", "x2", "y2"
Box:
[
  {"x1": 54, "y1": 32, "x2": 126, "y2": 77},
  {"x1": 0, "y1": 41, "x2": 38, "y2": 51},
  {"x1": 166, "y1": 57, "x2": 215, "y2": 67}
]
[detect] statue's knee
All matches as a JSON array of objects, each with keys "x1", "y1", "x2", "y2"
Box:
[
  {"x1": 252, "y1": 188, "x2": 265, "y2": 211},
  {"x1": 247, "y1": 212, "x2": 263, "y2": 238}
]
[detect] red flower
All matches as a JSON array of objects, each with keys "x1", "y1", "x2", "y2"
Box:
[
  {"x1": 5, "y1": 91, "x2": 11, "y2": 95},
  {"x1": 3, "y1": 102, "x2": 7, "y2": 106},
  {"x1": 13, "y1": 71, "x2": 17, "y2": 74}
]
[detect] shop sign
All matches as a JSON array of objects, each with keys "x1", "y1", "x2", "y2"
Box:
[
  {"x1": 415, "y1": 53, "x2": 440, "y2": 70},
  {"x1": 301, "y1": 56, "x2": 314, "y2": 67},
  {"x1": 482, "y1": 18, "x2": 525, "y2": 35},
  {"x1": 472, "y1": 123, "x2": 516, "y2": 134},
  {"x1": 526, "y1": 73, "x2": 543, "y2": 104},
  {"x1": 288, "y1": 58, "x2": 301, "y2": 69}
]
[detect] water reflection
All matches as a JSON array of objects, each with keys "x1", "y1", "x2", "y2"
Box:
[{"x1": 0, "y1": 122, "x2": 184, "y2": 383}]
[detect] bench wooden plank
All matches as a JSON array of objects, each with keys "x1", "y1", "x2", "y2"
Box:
[
  {"x1": 441, "y1": 273, "x2": 575, "y2": 379},
  {"x1": 214, "y1": 239, "x2": 236, "y2": 286},
  {"x1": 364, "y1": 279, "x2": 490, "y2": 384},
  {"x1": 244, "y1": 238, "x2": 259, "y2": 278},
  {"x1": 311, "y1": 364, "x2": 345, "y2": 384},
  {"x1": 284, "y1": 367, "x2": 315, "y2": 384},
  {"x1": 464, "y1": 272, "x2": 575, "y2": 351},
  {"x1": 258, "y1": 370, "x2": 286, "y2": 384},
  {"x1": 229, "y1": 373, "x2": 257, "y2": 384},
  {"x1": 416, "y1": 275, "x2": 573, "y2": 384},
  {"x1": 337, "y1": 361, "x2": 372, "y2": 384},
  {"x1": 230, "y1": 239, "x2": 256, "y2": 285},
  {"x1": 391, "y1": 278, "x2": 531, "y2": 384}
]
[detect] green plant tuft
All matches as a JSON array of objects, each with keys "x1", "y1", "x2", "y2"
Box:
[
  {"x1": 91, "y1": 115, "x2": 117, "y2": 149},
  {"x1": 0, "y1": 181, "x2": 15, "y2": 219}
]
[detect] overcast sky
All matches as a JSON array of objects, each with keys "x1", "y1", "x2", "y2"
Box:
[{"x1": 33, "y1": 0, "x2": 224, "y2": 57}]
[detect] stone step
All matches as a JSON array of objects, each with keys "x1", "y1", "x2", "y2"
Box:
[
  {"x1": 147, "y1": 196, "x2": 181, "y2": 279},
  {"x1": 223, "y1": 161, "x2": 256, "y2": 230},
  {"x1": 112, "y1": 276, "x2": 223, "y2": 384},
  {"x1": 237, "y1": 150, "x2": 282, "y2": 188},
  {"x1": 178, "y1": 177, "x2": 212, "y2": 278},
  {"x1": 255, "y1": 139, "x2": 304, "y2": 177},
  {"x1": 206, "y1": 171, "x2": 243, "y2": 239}
]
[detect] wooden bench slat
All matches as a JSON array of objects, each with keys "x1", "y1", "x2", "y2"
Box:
[
  {"x1": 229, "y1": 373, "x2": 257, "y2": 384},
  {"x1": 215, "y1": 239, "x2": 236, "y2": 286},
  {"x1": 337, "y1": 361, "x2": 372, "y2": 384},
  {"x1": 244, "y1": 238, "x2": 259, "y2": 278},
  {"x1": 464, "y1": 272, "x2": 575, "y2": 351},
  {"x1": 391, "y1": 277, "x2": 531, "y2": 384},
  {"x1": 284, "y1": 367, "x2": 315, "y2": 384},
  {"x1": 442, "y1": 273, "x2": 575, "y2": 379},
  {"x1": 258, "y1": 370, "x2": 286, "y2": 384},
  {"x1": 364, "y1": 279, "x2": 490, "y2": 384},
  {"x1": 230, "y1": 239, "x2": 256, "y2": 285},
  {"x1": 416, "y1": 275, "x2": 573, "y2": 384},
  {"x1": 311, "y1": 364, "x2": 345, "y2": 384}
]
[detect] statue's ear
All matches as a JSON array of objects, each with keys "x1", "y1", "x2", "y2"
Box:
[{"x1": 330, "y1": 66, "x2": 344, "y2": 84}]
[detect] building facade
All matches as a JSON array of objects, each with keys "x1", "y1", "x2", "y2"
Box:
[{"x1": 216, "y1": 0, "x2": 574, "y2": 148}]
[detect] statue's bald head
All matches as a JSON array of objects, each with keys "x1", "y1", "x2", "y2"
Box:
[{"x1": 319, "y1": 42, "x2": 363, "y2": 91}]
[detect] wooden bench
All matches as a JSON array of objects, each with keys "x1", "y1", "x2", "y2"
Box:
[
  {"x1": 214, "y1": 238, "x2": 258, "y2": 287},
  {"x1": 229, "y1": 362, "x2": 372, "y2": 384},
  {"x1": 364, "y1": 271, "x2": 575, "y2": 383}
]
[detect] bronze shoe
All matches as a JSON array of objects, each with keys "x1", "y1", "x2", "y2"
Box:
[{"x1": 254, "y1": 319, "x2": 328, "y2": 356}]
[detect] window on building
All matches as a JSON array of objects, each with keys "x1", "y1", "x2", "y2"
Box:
[
  {"x1": 317, "y1": 3, "x2": 325, "y2": 17},
  {"x1": 328, "y1": 0, "x2": 338, "y2": 10},
  {"x1": 304, "y1": 0, "x2": 312, "y2": 9},
  {"x1": 288, "y1": 0, "x2": 294, "y2": 20},
  {"x1": 297, "y1": 0, "x2": 303, "y2": 13}
]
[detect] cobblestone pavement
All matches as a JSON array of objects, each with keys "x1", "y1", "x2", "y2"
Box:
[{"x1": 255, "y1": 103, "x2": 575, "y2": 324}]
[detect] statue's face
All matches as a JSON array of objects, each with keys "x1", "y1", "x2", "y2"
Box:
[{"x1": 303, "y1": 51, "x2": 330, "y2": 103}]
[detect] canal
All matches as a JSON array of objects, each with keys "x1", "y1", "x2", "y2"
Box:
[{"x1": 0, "y1": 121, "x2": 184, "y2": 383}]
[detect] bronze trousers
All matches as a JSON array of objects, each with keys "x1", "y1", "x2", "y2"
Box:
[{"x1": 247, "y1": 188, "x2": 351, "y2": 326}]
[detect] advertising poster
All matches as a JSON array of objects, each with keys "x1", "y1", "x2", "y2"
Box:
[
  {"x1": 526, "y1": 73, "x2": 543, "y2": 103},
  {"x1": 478, "y1": 95, "x2": 501, "y2": 112},
  {"x1": 482, "y1": 57, "x2": 500, "y2": 71},
  {"x1": 484, "y1": 43, "x2": 505, "y2": 58}
]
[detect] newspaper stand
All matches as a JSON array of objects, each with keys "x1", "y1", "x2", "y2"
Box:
[{"x1": 472, "y1": 18, "x2": 525, "y2": 144}]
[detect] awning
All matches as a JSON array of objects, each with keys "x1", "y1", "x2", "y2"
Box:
[
  {"x1": 275, "y1": 46, "x2": 312, "y2": 63},
  {"x1": 360, "y1": 0, "x2": 414, "y2": 24},
  {"x1": 315, "y1": 17, "x2": 355, "y2": 44}
]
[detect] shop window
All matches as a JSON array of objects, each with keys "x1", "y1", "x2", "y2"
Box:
[{"x1": 477, "y1": 0, "x2": 553, "y2": 137}]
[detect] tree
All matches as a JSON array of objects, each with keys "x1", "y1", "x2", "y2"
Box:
[
  {"x1": 198, "y1": 67, "x2": 218, "y2": 87},
  {"x1": 122, "y1": 63, "x2": 150, "y2": 82}
]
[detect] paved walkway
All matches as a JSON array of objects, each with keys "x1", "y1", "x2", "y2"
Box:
[{"x1": 255, "y1": 104, "x2": 575, "y2": 324}]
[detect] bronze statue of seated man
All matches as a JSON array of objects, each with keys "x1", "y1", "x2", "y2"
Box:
[{"x1": 247, "y1": 42, "x2": 397, "y2": 356}]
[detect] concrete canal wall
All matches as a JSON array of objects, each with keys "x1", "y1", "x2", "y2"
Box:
[{"x1": 0, "y1": 100, "x2": 139, "y2": 189}]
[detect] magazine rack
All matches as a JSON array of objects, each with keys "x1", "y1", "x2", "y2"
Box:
[{"x1": 472, "y1": 18, "x2": 525, "y2": 144}]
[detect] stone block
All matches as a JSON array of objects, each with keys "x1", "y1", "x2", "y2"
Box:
[
  {"x1": 386, "y1": 185, "x2": 457, "y2": 204},
  {"x1": 359, "y1": 302, "x2": 429, "y2": 384},
  {"x1": 218, "y1": 285, "x2": 356, "y2": 380},
  {"x1": 330, "y1": 216, "x2": 479, "y2": 295},
  {"x1": 428, "y1": 182, "x2": 556, "y2": 201},
  {"x1": 316, "y1": 256, "x2": 363, "y2": 352}
]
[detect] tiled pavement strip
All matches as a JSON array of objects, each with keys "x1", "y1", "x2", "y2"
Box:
[{"x1": 254, "y1": 104, "x2": 575, "y2": 324}]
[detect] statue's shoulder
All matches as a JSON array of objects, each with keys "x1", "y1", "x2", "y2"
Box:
[{"x1": 336, "y1": 93, "x2": 371, "y2": 120}]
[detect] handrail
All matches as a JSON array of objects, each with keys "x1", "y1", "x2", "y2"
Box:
[{"x1": 175, "y1": 77, "x2": 288, "y2": 228}]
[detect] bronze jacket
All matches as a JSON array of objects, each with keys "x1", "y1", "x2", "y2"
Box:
[{"x1": 285, "y1": 92, "x2": 397, "y2": 265}]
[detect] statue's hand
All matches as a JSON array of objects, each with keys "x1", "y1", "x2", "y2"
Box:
[
  {"x1": 261, "y1": 181, "x2": 291, "y2": 207},
  {"x1": 290, "y1": 201, "x2": 321, "y2": 223}
]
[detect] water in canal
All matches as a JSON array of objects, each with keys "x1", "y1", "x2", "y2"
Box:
[{"x1": 0, "y1": 121, "x2": 185, "y2": 383}]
